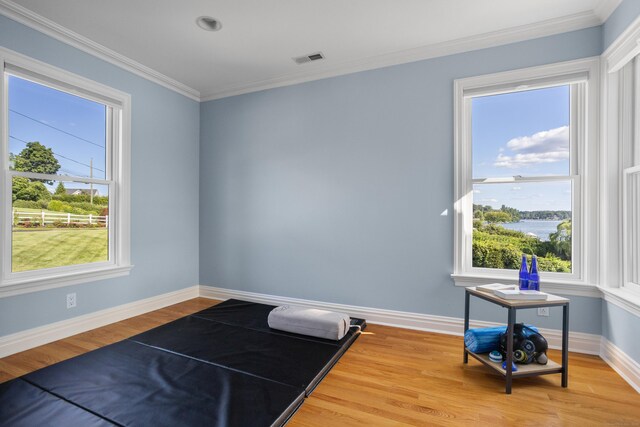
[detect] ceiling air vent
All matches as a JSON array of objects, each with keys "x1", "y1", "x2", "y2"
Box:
[{"x1": 293, "y1": 52, "x2": 325, "y2": 65}]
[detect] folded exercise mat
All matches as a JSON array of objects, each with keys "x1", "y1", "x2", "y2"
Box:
[
  {"x1": 192, "y1": 299, "x2": 366, "y2": 346},
  {"x1": 24, "y1": 340, "x2": 305, "y2": 427},
  {"x1": 0, "y1": 379, "x2": 115, "y2": 427},
  {"x1": 1, "y1": 299, "x2": 364, "y2": 427},
  {"x1": 268, "y1": 305, "x2": 351, "y2": 341},
  {"x1": 131, "y1": 315, "x2": 343, "y2": 393}
]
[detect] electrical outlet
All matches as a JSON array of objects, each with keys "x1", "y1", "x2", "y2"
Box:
[
  {"x1": 537, "y1": 307, "x2": 549, "y2": 317},
  {"x1": 66, "y1": 293, "x2": 77, "y2": 309}
]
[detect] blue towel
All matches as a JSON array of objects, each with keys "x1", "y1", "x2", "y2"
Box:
[{"x1": 464, "y1": 325, "x2": 539, "y2": 353}]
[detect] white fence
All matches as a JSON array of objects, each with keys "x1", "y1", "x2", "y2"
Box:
[{"x1": 13, "y1": 210, "x2": 108, "y2": 227}]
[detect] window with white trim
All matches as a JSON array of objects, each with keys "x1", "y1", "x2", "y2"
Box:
[
  {"x1": 453, "y1": 59, "x2": 599, "y2": 288},
  {"x1": 620, "y1": 57, "x2": 640, "y2": 295},
  {"x1": 0, "y1": 48, "x2": 132, "y2": 297}
]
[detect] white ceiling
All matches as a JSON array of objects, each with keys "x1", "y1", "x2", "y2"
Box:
[{"x1": 1, "y1": 0, "x2": 621, "y2": 101}]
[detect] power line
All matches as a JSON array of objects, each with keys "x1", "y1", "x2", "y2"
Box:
[
  {"x1": 9, "y1": 109, "x2": 105, "y2": 149},
  {"x1": 9, "y1": 135, "x2": 105, "y2": 174}
]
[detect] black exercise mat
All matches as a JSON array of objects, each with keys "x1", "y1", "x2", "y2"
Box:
[
  {"x1": 130, "y1": 315, "x2": 341, "y2": 391},
  {"x1": 0, "y1": 378, "x2": 115, "y2": 427},
  {"x1": 24, "y1": 340, "x2": 305, "y2": 427},
  {"x1": 2, "y1": 298, "x2": 364, "y2": 426},
  {"x1": 192, "y1": 298, "x2": 366, "y2": 346}
]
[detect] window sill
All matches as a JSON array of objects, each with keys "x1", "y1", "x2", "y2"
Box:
[
  {"x1": 451, "y1": 273, "x2": 601, "y2": 298},
  {"x1": 0, "y1": 264, "x2": 133, "y2": 298},
  {"x1": 599, "y1": 286, "x2": 640, "y2": 318}
]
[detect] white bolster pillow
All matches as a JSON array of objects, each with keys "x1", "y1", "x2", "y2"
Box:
[{"x1": 267, "y1": 305, "x2": 351, "y2": 341}]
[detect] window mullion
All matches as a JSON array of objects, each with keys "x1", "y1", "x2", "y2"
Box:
[
  {"x1": 9, "y1": 170, "x2": 111, "y2": 186},
  {"x1": 472, "y1": 175, "x2": 577, "y2": 184}
]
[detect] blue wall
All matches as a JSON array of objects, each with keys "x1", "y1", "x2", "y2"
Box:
[
  {"x1": 602, "y1": 301, "x2": 640, "y2": 362},
  {"x1": 199, "y1": 27, "x2": 603, "y2": 334},
  {"x1": 1, "y1": 1, "x2": 639, "y2": 367},
  {"x1": 603, "y1": 0, "x2": 640, "y2": 49},
  {"x1": 0, "y1": 15, "x2": 200, "y2": 336}
]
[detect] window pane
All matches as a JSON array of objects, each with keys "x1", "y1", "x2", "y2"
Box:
[
  {"x1": 627, "y1": 171, "x2": 640, "y2": 285},
  {"x1": 472, "y1": 86, "x2": 570, "y2": 179},
  {"x1": 8, "y1": 75, "x2": 107, "y2": 180},
  {"x1": 11, "y1": 180, "x2": 109, "y2": 272},
  {"x1": 472, "y1": 181, "x2": 572, "y2": 273}
]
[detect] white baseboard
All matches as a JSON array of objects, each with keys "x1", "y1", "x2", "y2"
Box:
[
  {"x1": 1, "y1": 283, "x2": 635, "y2": 394},
  {"x1": 600, "y1": 337, "x2": 640, "y2": 393},
  {"x1": 0, "y1": 285, "x2": 199, "y2": 358},
  {"x1": 199, "y1": 285, "x2": 601, "y2": 354}
]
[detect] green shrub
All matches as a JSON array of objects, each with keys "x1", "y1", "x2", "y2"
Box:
[
  {"x1": 47, "y1": 199, "x2": 104, "y2": 216},
  {"x1": 13, "y1": 199, "x2": 48, "y2": 209},
  {"x1": 484, "y1": 211, "x2": 512, "y2": 223},
  {"x1": 14, "y1": 180, "x2": 51, "y2": 202},
  {"x1": 472, "y1": 224, "x2": 572, "y2": 272},
  {"x1": 52, "y1": 194, "x2": 108, "y2": 205}
]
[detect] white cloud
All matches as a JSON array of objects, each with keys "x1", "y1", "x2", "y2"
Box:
[
  {"x1": 495, "y1": 126, "x2": 569, "y2": 169},
  {"x1": 511, "y1": 186, "x2": 521, "y2": 190},
  {"x1": 473, "y1": 189, "x2": 481, "y2": 193}
]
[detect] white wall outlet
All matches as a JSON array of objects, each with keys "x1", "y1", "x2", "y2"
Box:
[
  {"x1": 537, "y1": 307, "x2": 549, "y2": 317},
  {"x1": 66, "y1": 293, "x2": 77, "y2": 309}
]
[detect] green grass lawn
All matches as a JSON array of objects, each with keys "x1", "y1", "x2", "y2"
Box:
[{"x1": 12, "y1": 228, "x2": 108, "y2": 272}]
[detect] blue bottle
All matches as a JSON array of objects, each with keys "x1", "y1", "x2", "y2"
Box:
[
  {"x1": 519, "y1": 254, "x2": 529, "y2": 290},
  {"x1": 528, "y1": 255, "x2": 540, "y2": 291}
]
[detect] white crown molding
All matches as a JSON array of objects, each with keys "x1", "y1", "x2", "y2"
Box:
[
  {"x1": 0, "y1": 1, "x2": 609, "y2": 103},
  {"x1": 0, "y1": 285, "x2": 198, "y2": 358},
  {"x1": 0, "y1": 0, "x2": 200, "y2": 101},
  {"x1": 198, "y1": 285, "x2": 601, "y2": 354},
  {"x1": 594, "y1": 0, "x2": 623, "y2": 22},
  {"x1": 602, "y1": 12, "x2": 640, "y2": 73},
  {"x1": 201, "y1": 11, "x2": 603, "y2": 101},
  {"x1": 601, "y1": 337, "x2": 640, "y2": 393}
]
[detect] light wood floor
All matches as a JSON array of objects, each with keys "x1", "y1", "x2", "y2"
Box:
[{"x1": 1, "y1": 298, "x2": 638, "y2": 426}]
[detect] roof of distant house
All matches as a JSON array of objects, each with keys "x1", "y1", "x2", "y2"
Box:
[{"x1": 65, "y1": 188, "x2": 99, "y2": 196}]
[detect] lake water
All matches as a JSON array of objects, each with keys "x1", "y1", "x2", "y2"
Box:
[{"x1": 500, "y1": 220, "x2": 563, "y2": 241}]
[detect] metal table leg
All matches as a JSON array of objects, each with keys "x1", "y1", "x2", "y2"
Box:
[
  {"x1": 562, "y1": 303, "x2": 569, "y2": 387},
  {"x1": 463, "y1": 290, "x2": 470, "y2": 363},
  {"x1": 505, "y1": 307, "x2": 516, "y2": 394}
]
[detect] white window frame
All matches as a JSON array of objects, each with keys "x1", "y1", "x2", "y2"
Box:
[
  {"x1": 0, "y1": 47, "x2": 132, "y2": 298},
  {"x1": 621, "y1": 55, "x2": 640, "y2": 295},
  {"x1": 599, "y1": 16, "x2": 640, "y2": 315},
  {"x1": 622, "y1": 165, "x2": 640, "y2": 294},
  {"x1": 452, "y1": 58, "x2": 600, "y2": 297}
]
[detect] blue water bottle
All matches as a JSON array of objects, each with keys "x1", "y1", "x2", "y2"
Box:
[
  {"x1": 519, "y1": 254, "x2": 529, "y2": 290},
  {"x1": 528, "y1": 255, "x2": 540, "y2": 291}
]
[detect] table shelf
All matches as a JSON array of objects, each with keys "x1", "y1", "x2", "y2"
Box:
[
  {"x1": 463, "y1": 287, "x2": 569, "y2": 394},
  {"x1": 466, "y1": 349, "x2": 562, "y2": 377}
]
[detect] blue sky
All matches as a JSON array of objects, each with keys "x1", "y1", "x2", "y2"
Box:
[
  {"x1": 471, "y1": 85, "x2": 572, "y2": 212},
  {"x1": 8, "y1": 75, "x2": 107, "y2": 191}
]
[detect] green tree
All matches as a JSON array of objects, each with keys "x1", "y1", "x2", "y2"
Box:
[
  {"x1": 14, "y1": 142, "x2": 60, "y2": 184},
  {"x1": 14, "y1": 180, "x2": 51, "y2": 202},
  {"x1": 11, "y1": 176, "x2": 30, "y2": 202},
  {"x1": 550, "y1": 220, "x2": 572, "y2": 260},
  {"x1": 55, "y1": 182, "x2": 66, "y2": 195},
  {"x1": 500, "y1": 204, "x2": 521, "y2": 222},
  {"x1": 484, "y1": 211, "x2": 512, "y2": 223}
]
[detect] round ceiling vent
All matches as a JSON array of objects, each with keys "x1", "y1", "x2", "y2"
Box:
[{"x1": 196, "y1": 16, "x2": 222, "y2": 32}]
